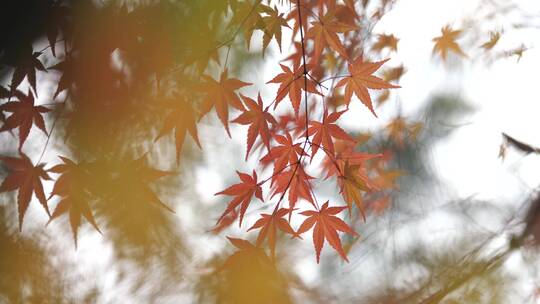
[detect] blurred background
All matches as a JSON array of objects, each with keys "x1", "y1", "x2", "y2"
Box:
[{"x1": 1, "y1": 0, "x2": 540, "y2": 303}]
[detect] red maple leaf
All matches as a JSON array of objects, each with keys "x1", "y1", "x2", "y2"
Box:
[
  {"x1": 306, "y1": 109, "x2": 354, "y2": 158},
  {"x1": 336, "y1": 58, "x2": 400, "y2": 117},
  {"x1": 215, "y1": 170, "x2": 263, "y2": 227},
  {"x1": 267, "y1": 64, "x2": 320, "y2": 115},
  {"x1": 232, "y1": 94, "x2": 277, "y2": 160},
  {"x1": 10, "y1": 46, "x2": 46, "y2": 95},
  {"x1": 260, "y1": 132, "x2": 305, "y2": 179},
  {"x1": 199, "y1": 69, "x2": 251, "y2": 136},
  {"x1": 271, "y1": 165, "x2": 314, "y2": 213},
  {"x1": 0, "y1": 154, "x2": 51, "y2": 230},
  {"x1": 248, "y1": 207, "x2": 296, "y2": 256},
  {"x1": 297, "y1": 201, "x2": 358, "y2": 263},
  {"x1": 0, "y1": 90, "x2": 50, "y2": 149}
]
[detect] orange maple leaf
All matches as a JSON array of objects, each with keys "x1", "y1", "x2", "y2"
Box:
[
  {"x1": 0, "y1": 90, "x2": 50, "y2": 149},
  {"x1": 0, "y1": 154, "x2": 51, "y2": 230},
  {"x1": 306, "y1": 108, "x2": 354, "y2": 158},
  {"x1": 232, "y1": 94, "x2": 277, "y2": 160},
  {"x1": 267, "y1": 64, "x2": 321, "y2": 115},
  {"x1": 261, "y1": 132, "x2": 305, "y2": 178},
  {"x1": 260, "y1": 5, "x2": 290, "y2": 53},
  {"x1": 338, "y1": 161, "x2": 379, "y2": 219},
  {"x1": 297, "y1": 201, "x2": 358, "y2": 263},
  {"x1": 385, "y1": 117, "x2": 423, "y2": 147},
  {"x1": 372, "y1": 33, "x2": 399, "y2": 52},
  {"x1": 321, "y1": 139, "x2": 380, "y2": 179},
  {"x1": 215, "y1": 170, "x2": 263, "y2": 227},
  {"x1": 306, "y1": 11, "x2": 355, "y2": 62},
  {"x1": 271, "y1": 165, "x2": 314, "y2": 214},
  {"x1": 199, "y1": 69, "x2": 251, "y2": 136},
  {"x1": 248, "y1": 207, "x2": 295, "y2": 257},
  {"x1": 480, "y1": 31, "x2": 501, "y2": 51},
  {"x1": 229, "y1": 1, "x2": 264, "y2": 49},
  {"x1": 336, "y1": 58, "x2": 400, "y2": 117},
  {"x1": 432, "y1": 25, "x2": 467, "y2": 60},
  {"x1": 383, "y1": 65, "x2": 406, "y2": 83}
]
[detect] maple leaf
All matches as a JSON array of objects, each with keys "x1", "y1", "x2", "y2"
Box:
[
  {"x1": 271, "y1": 165, "x2": 314, "y2": 213},
  {"x1": 267, "y1": 64, "x2": 321, "y2": 115},
  {"x1": 199, "y1": 69, "x2": 251, "y2": 136},
  {"x1": 185, "y1": 23, "x2": 221, "y2": 73},
  {"x1": 273, "y1": 102, "x2": 316, "y2": 138},
  {"x1": 9, "y1": 46, "x2": 47, "y2": 95},
  {"x1": 229, "y1": 1, "x2": 264, "y2": 49},
  {"x1": 506, "y1": 44, "x2": 527, "y2": 62},
  {"x1": 286, "y1": 4, "x2": 309, "y2": 38},
  {"x1": 306, "y1": 11, "x2": 355, "y2": 63},
  {"x1": 0, "y1": 86, "x2": 10, "y2": 99},
  {"x1": 155, "y1": 96, "x2": 201, "y2": 163},
  {"x1": 215, "y1": 170, "x2": 263, "y2": 227},
  {"x1": 370, "y1": 196, "x2": 391, "y2": 215},
  {"x1": 260, "y1": 5, "x2": 290, "y2": 53},
  {"x1": 232, "y1": 94, "x2": 277, "y2": 160},
  {"x1": 372, "y1": 169, "x2": 402, "y2": 190},
  {"x1": 432, "y1": 25, "x2": 467, "y2": 60},
  {"x1": 210, "y1": 208, "x2": 238, "y2": 234},
  {"x1": 297, "y1": 201, "x2": 358, "y2": 263},
  {"x1": 45, "y1": 1, "x2": 68, "y2": 57},
  {"x1": 306, "y1": 109, "x2": 354, "y2": 158},
  {"x1": 260, "y1": 132, "x2": 305, "y2": 178},
  {"x1": 385, "y1": 117, "x2": 423, "y2": 147},
  {"x1": 372, "y1": 33, "x2": 399, "y2": 52},
  {"x1": 283, "y1": 42, "x2": 304, "y2": 70},
  {"x1": 248, "y1": 208, "x2": 295, "y2": 257},
  {"x1": 49, "y1": 57, "x2": 74, "y2": 99},
  {"x1": 47, "y1": 156, "x2": 101, "y2": 246},
  {"x1": 0, "y1": 90, "x2": 50, "y2": 150},
  {"x1": 383, "y1": 65, "x2": 406, "y2": 83},
  {"x1": 227, "y1": 236, "x2": 257, "y2": 251},
  {"x1": 105, "y1": 156, "x2": 175, "y2": 213},
  {"x1": 338, "y1": 161, "x2": 378, "y2": 219},
  {"x1": 480, "y1": 31, "x2": 501, "y2": 51},
  {"x1": 335, "y1": 2, "x2": 359, "y2": 25},
  {"x1": 321, "y1": 139, "x2": 380, "y2": 179},
  {"x1": 335, "y1": 58, "x2": 400, "y2": 117},
  {"x1": 220, "y1": 236, "x2": 290, "y2": 303},
  {"x1": 0, "y1": 154, "x2": 51, "y2": 230}
]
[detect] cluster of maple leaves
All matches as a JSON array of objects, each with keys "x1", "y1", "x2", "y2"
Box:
[
  {"x1": 0, "y1": 0, "x2": 433, "y2": 263},
  {"x1": 207, "y1": 0, "x2": 403, "y2": 263}
]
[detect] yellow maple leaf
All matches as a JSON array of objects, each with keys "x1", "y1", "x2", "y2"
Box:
[
  {"x1": 432, "y1": 25, "x2": 467, "y2": 60},
  {"x1": 372, "y1": 33, "x2": 399, "y2": 52},
  {"x1": 480, "y1": 31, "x2": 501, "y2": 50}
]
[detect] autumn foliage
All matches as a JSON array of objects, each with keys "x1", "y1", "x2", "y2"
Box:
[{"x1": 1, "y1": 0, "x2": 512, "y2": 267}]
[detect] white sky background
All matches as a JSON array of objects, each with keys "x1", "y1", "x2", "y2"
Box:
[{"x1": 6, "y1": 0, "x2": 540, "y2": 302}]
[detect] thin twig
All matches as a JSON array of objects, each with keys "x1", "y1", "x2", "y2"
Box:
[{"x1": 36, "y1": 92, "x2": 69, "y2": 165}]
